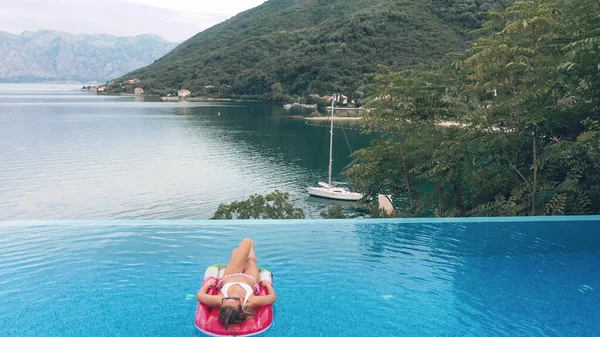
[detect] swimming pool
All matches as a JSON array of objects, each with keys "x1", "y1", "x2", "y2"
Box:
[{"x1": 0, "y1": 217, "x2": 598, "y2": 336}]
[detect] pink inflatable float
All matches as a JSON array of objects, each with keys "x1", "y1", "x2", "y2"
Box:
[{"x1": 195, "y1": 264, "x2": 274, "y2": 336}]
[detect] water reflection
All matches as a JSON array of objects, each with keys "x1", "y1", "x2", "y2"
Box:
[
  {"x1": 172, "y1": 102, "x2": 370, "y2": 176},
  {"x1": 0, "y1": 219, "x2": 598, "y2": 336},
  {"x1": 170, "y1": 101, "x2": 372, "y2": 217},
  {"x1": 0, "y1": 87, "x2": 372, "y2": 220},
  {"x1": 353, "y1": 219, "x2": 600, "y2": 336},
  {"x1": 355, "y1": 219, "x2": 600, "y2": 258}
]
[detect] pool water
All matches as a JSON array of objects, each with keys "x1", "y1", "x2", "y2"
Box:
[{"x1": 0, "y1": 217, "x2": 599, "y2": 336}]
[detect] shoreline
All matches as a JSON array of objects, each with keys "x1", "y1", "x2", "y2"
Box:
[
  {"x1": 300, "y1": 116, "x2": 469, "y2": 127},
  {"x1": 436, "y1": 121, "x2": 469, "y2": 127},
  {"x1": 284, "y1": 115, "x2": 365, "y2": 121},
  {"x1": 160, "y1": 96, "x2": 263, "y2": 102},
  {"x1": 304, "y1": 116, "x2": 364, "y2": 121},
  {"x1": 325, "y1": 107, "x2": 368, "y2": 111},
  {"x1": 94, "y1": 92, "x2": 264, "y2": 103},
  {"x1": 89, "y1": 92, "x2": 481, "y2": 129}
]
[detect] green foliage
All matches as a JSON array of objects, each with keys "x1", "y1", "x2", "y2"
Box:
[
  {"x1": 320, "y1": 205, "x2": 348, "y2": 219},
  {"x1": 346, "y1": 0, "x2": 600, "y2": 217},
  {"x1": 112, "y1": 0, "x2": 514, "y2": 99},
  {"x1": 210, "y1": 190, "x2": 305, "y2": 219},
  {"x1": 310, "y1": 109, "x2": 322, "y2": 117}
]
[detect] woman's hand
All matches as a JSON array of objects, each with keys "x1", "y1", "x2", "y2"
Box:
[
  {"x1": 259, "y1": 280, "x2": 272, "y2": 288},
  {"x1": 205, "y1": 278, "x2": 217, "y2": 288},
  {"x1": 249, "y1": 280, "x2": 276, "y2": 307}
]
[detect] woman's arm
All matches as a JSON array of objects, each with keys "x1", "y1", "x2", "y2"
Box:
[
  {"x1": 196, "y1": 279, "x2": 222, "y2": 308},
  {"x1": 249, "y1": 280, "x2": 277, "y2": 308}
]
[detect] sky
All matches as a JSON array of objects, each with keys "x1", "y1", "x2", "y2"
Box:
[{"x1": 0, "y1": 0, "x2": 267, "y2": 42}]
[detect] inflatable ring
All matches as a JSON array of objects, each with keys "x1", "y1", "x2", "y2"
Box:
[{"x1": 195, "y1": 264, "x2": 274, "y2": 336}]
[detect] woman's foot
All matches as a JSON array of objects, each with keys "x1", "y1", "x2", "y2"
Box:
[{"x1": 247, "y1": 246, "x2": 257, "y2": 261}]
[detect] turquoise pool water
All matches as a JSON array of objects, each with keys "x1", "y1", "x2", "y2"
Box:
[{"x1": 0, "y1": 217, "x2": 598, "y2": 336}]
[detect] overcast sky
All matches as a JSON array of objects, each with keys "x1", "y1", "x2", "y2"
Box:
[{"x1": 0, "y1": 0, "x2": 267, "y2": 42}]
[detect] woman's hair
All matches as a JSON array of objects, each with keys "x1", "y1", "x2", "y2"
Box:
[{"x1": 218, "y1": 305, "x2": 256, "y2": 330}]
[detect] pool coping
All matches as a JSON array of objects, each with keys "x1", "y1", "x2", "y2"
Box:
[{"x1": 2, "y1": 215, "x2": 599, "y2": 226}]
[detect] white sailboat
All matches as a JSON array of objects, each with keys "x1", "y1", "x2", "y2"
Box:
[{"x1": 307, "y1": 100, "x2": 364, "y2": 201}]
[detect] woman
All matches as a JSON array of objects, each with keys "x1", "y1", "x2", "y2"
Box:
[{"x1": 196, "y1": 238, "x2": 276, "y2": 329}]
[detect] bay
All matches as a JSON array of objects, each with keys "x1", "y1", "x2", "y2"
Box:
[{"x1": 0, "y1": 84, "x2": 371, "y2": 220}]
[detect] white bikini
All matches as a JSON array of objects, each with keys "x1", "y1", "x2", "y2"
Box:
[
  {"x1": 220, "y1": 273, "x2": 259, "y2": 305},
  {"x1": 221, "y1": 283, "x2": 254, "y2": 305}
]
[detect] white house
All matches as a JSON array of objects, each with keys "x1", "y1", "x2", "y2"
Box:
[
  {"x1": 178, "y1": 89, "x2": 191, "y2": 98},
  {"x1": 323, "y1": 93, "x2": 348, "y2": 105}
]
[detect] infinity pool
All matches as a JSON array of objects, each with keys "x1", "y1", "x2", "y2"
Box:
[{"x1": 0, "y1": 217, "x2": 599, "y2": 336}]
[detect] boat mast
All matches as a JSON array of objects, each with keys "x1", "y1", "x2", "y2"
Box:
[{"x1": 328, "y1": 98, "x2": 334, "y2": 186}]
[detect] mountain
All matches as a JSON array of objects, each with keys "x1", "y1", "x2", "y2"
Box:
[
  {"x1": 116, "y1": 0, "x2": 513, "y2": 99},
  {"x1": 0, "y1": 30, "x2": 179, "y2": 82}
]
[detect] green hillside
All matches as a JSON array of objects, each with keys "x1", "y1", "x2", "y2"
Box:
[{"x1": 113, "y1": 0, "x2": 513, "y2": 99}]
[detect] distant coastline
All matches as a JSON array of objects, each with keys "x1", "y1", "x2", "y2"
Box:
[
  {"x1": 0, "y1": 80, "x2": 100, "y2": 84},
  {"x1": 296, "y1": 115, "x2": 471, "y2": 128},
  {"x1": 304, "y1": 116, "x2": 363, "y2": 121},
  {"x1": 159, "y1": 96, "x2": 263, "y2": 103},
  {"x1": 87, "y1": 90, "x2": 263, "y2": 103}
]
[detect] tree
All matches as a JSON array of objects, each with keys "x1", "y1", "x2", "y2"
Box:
[
  {"x1": 346, "y1": 0, "x2": 600, "y2": 217},
  {"x1": 210, "y1": 191, "x2": 305, "y2": 219},
  {"x1": 310, "y1": 109, "x2": 322, "y2": 117},
  {"x1": 271, "y1": 82, "x2": 283, "y2": 95},
  {"x1": 347, "y1": 65, "x2": 468, "y2": 217},
  {"x1": 320, "y1": 205, "x2": 348, "y2": 219},
  {"x1": 456, "y1": 0, "x2": 563, "y2": 215}
]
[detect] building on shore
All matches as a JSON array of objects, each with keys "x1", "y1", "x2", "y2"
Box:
[
  {"x1": 134, "y1": 87, "x2": 144, "y2": 96},
  {"x1": 323, "y1": 93, "x2": 348, "y2": 105},
  {"x1": 178, "y1": 89, "x2": 191, "y2": 99}
]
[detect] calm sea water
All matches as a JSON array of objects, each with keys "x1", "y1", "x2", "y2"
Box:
[
  {"x1": 0, "y1": 217, "x2": 598, "y2": 336},
  {"x1": 0, "y1": 84, "x2": 370, "y2": 220}
]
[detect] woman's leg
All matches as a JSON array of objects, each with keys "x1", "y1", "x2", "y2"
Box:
[
  {"x1": 243, "y1": 246, "x2": 260, "y2": 285},
  {"x1": 223, "y1": 238, "x2": 254, "y2": 276}
]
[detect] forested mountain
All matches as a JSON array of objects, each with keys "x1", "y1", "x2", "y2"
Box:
[
  {"x1": 0, "y1": 31, "x2": 178, "y2": 82},
  {"x1": 117, "y1": 0, "x2": 513, "y2": 98}
]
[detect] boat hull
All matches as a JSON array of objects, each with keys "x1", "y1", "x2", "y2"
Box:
[{"x1": 307, "y1": 186, "x2": 363, "y2": 201}]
